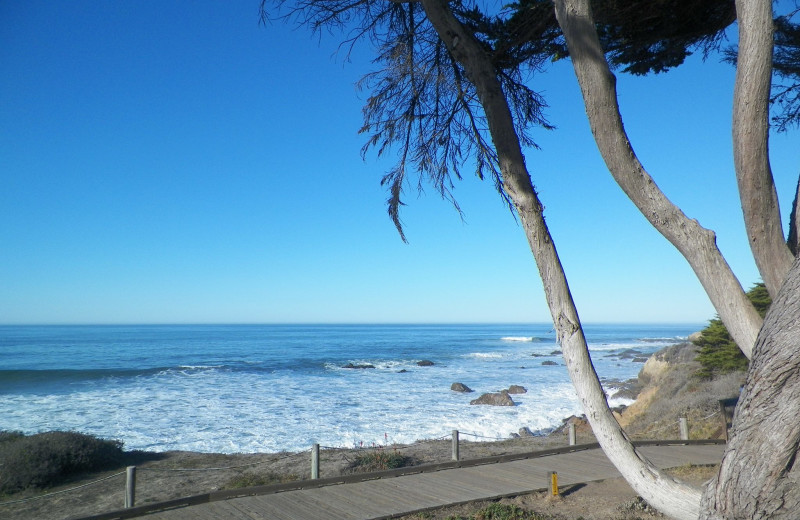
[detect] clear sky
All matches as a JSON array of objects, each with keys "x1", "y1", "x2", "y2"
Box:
[{"x1": 1, "y1": 1, "x2": 798, "y2": 325}]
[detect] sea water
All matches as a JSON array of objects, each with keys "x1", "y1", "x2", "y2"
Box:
[{"x1": 0, "y1": 324, "x2": 699, "y2": 453}]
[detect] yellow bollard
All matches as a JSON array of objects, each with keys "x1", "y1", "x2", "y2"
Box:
[{"x1": 549, "y1": 471, "x2": 559, "y2": 497}]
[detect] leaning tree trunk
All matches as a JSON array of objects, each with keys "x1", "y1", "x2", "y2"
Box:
[
  {"x1": 420, "y1": 0, "x2": 701, "y2": 517},
  {"x1": 553, "y1": 0, "x2": 762, "y2": 359},
  {"x1": 699, "y1": 252, "x2": 800, "y2": 519},
  {"x1": 733, "y1": 0, "x2": 794, "y2": 297},
  {"x1": 789, "y1": 177, "x2": 800, "y2": 256}
]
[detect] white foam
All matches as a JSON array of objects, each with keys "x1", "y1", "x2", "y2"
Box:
[
  {"x1": 1, "y1": 325, "x2": 683, "y2": 454},
  {"x1": 501, "y1": 336, "x2": 535, "y2": 342}
]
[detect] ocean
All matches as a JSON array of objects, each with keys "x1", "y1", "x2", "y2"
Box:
[{"x1": 0, "y1": 323, "x2": 699, "y2": 454}]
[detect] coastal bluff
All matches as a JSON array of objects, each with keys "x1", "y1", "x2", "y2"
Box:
[{"x1": 613, "y1": 340, "x2": 743, "y2": 439}]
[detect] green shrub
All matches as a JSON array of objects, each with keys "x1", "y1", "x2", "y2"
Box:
[
  {"x1": 0, "y1": 431, "x2": 125, "y2": 495},
  {"x1": 346, "y1": 449, "x2": 413, "y2": 473},
  {"x1": 0, "y1": 430, "x2": 24, "y2": 444},
  {"x1": 694, "y1": 283, "x2": 770, "y2": 379}
]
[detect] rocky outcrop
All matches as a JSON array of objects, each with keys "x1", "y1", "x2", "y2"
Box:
[
  {"x1": 451, "y1": 382, "x2": 473, "y2": 393},
  {"x1": 507, "y1": 385, "x2": 527, "y2": 394},
  {"x1": 541, "y1": 360, "x2": 558, "y2": 366},
  {"x1": 416, "y1": 360, "x2": 435, "y2": 366},
  {"x1": 518, "y1": 427, "x2": 535, "y2": 437},
  {"x1": 342, "y1": 363, "x2": 375, "y2": 369},
  {"x1": 470, "y1": 390, "x2": 515, "y2": 406},
  {"x1": 616, "y1": 341, "x2": 744, "y2": 438}
]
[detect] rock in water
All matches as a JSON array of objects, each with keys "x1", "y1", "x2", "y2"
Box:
[
  {"x1": 541, "y1": 360, "x2": 558, "y2": 366},
  {"x1": 342, "y1": 363, "x2": 376, "y2": 369},
  {"x1": 470, "y1": 390, "x2": 515, "y2": 406},
  {"x1": 417, "y1": 360, "x2": 435, "y2": 366},
  {"x1": 518, "y1": 427, "x2": 535, "y2": 437},
  {"x1": 507, "y1": 385, "x2": 527, "y2": 394},
  {"x1": 451, "y1": 382, "x2": 474, "y2": 393}
]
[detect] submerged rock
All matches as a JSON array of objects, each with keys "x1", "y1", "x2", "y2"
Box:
[
  {"x1": 541, "y1": 360, "x2": 558, "y2": 366},
  {"x1": 342, "y1": 363, "x2": 375, "y2": 369},
  {"x1": 470, "y1": 390, "x2": 515, "y2": 406},
  {"x1": 417, "y1": 360, "x2": 435, "y2": 366},
  {"x1": 451, "y1": 382, "x2": 474, "y2": 393}
]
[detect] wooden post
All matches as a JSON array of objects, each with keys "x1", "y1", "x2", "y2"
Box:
[
  {"x1": 679, "y1": 417, "x2": 689, "y2": 440},
  {"x1": 311, "y1": 443, "x2": 320, "y2": 479},
  {"x1": 452, "y1": 430, "x2": 460, "y2": 461},
  {"x1": 549, "y1": 471, "x2": 559, "y2": 496},
  {"x1": 568, "y1": 423, "x2": 576, "y2": 446},
  {"x1": 124, "y1": 466, "x2": 136, "y2": 508}
]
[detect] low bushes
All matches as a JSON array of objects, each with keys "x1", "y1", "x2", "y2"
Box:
[
  {"x1": 0, "y1": 431, "x2": 125, "y2": 495},
  {"x1": 346, "y1": 449, "x2": 413, "y2": 473}
]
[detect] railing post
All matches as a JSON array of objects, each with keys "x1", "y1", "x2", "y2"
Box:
[
  {"x1": 568, "y1": 423, "x2": 576, "y2": 446},
  {"x1": 452, "y1": 430, "x2": 460, "y2": 461},
  {"x1": 311, "y1": 443, "x2": 320, "y2": 479},
  {"x1": 679, "y1": 417, "x2": 689, "y2": 440},
  {"x1": 124, "y1": 466, "x2": 136, "y2": 508}
]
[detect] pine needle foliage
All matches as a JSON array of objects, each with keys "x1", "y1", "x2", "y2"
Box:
[{"x1": 694, "y1": 283, "x2": 771, "y2": 379}]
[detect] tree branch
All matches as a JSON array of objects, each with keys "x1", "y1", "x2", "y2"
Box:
[
  {"x1": 553, "y1": 0, "x2": 762, "y2": 359},
  {"x1": 421, "y1": 0, "x2": 701, "y2": 518},
  {"x1": 733, "y1": 0, "x2": 794, "y2": 297}
]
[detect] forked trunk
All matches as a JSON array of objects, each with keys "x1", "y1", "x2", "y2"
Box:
[
  {"x1": 732, "y1": 0, "x2": 794, "y2": 297},
  {"x1": 699, "y1": 253, "x2": 800, "y2": 519},
  {"x1": 420, "y1": 0, "x2": 701, "y2": 517},
  {"x1": 552, "y1": 0, "x2": 762, "y2": 360}
]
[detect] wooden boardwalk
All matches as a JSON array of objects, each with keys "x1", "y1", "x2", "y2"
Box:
[{"x1": 82, "y1": 442, "x2": 725, "y2": 520}]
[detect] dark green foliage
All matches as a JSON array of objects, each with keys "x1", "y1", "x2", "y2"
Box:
[
  {"x1": 694, "y1": 319, "x2": 747, "y2": 379},
  {"x1": 694, "y1": 283, "x2": 771, "y2": 379},
  {"x1": 266, "y1": 0, "x2": 799, "y2": 238},
  {"x1": 346, "y1": 449, "x2": 413, "y2": 473},
  {"x1": 745, "y1": 283, "x2": 771, "y2": 317},
  {"x1": 592, "y1": 0, "x2": 735, "y2": 74},
  {"x1": 0, "y1": 430, "x2": 25, "y2": 444},
  {"x1": 0, "y1": 431, "x2": 125, "y2": 495}
]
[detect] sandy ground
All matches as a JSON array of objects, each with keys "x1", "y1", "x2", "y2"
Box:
[
  {"x1": 0, "y1": 431, "x2": 716, "y2": 520},
  {"x1": 396, "y1": 464, "x2": 717, "y2": 520}
]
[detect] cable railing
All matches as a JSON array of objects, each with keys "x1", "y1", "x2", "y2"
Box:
[{"x1": 0, "y1": 414, "x2": 727, "y2": 519}]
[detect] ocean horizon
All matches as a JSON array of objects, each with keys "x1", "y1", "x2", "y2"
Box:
[{"x1": 1, "y1": 323, "x2": 702, "y2": 453}]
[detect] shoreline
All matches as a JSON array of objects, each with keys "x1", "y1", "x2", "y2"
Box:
[{"x1": 5, "y1": 339, "x2": 737, "y2": 520}]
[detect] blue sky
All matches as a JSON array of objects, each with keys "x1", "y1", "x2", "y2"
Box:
[{"x1": 1, "y1": 1, "x2": 798, "y2": 325}]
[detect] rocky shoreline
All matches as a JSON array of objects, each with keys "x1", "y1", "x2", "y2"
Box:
[{"x1": 1, "y1": 339, "x2": 740, "y2": 520}]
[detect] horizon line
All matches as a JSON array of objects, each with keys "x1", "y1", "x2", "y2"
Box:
[{"x1": 0, "y1": 321, "x2": 707, "y2": 327}]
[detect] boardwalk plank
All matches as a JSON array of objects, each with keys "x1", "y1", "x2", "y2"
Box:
[
  {"x1": 310, "y1": 485, "x2": 396, "y2": 518},
  {"x1": 115, "y1": 444, "x2": 724, "y2": 520}
]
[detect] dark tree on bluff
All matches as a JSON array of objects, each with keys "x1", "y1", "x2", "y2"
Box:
[{"x1": 262, "y1": 0, "x2": 800, "y2": 517}]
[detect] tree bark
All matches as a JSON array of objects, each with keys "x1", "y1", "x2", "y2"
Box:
[
  {"x1": 420, "y1": 0, "x2": 702, "y2": 517},
  {"x1": 733, "y1": 0, "x2": 794, "y2": 297},
  {"x1": 699, "y1": 253, "x2": 800, "y2": 519},
  {"x1": 553, "y1": 0, "x2": 762, "y2": 359},
  {"x1": 788, "y1": 176, "x2": 800, "y2": 256}
]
